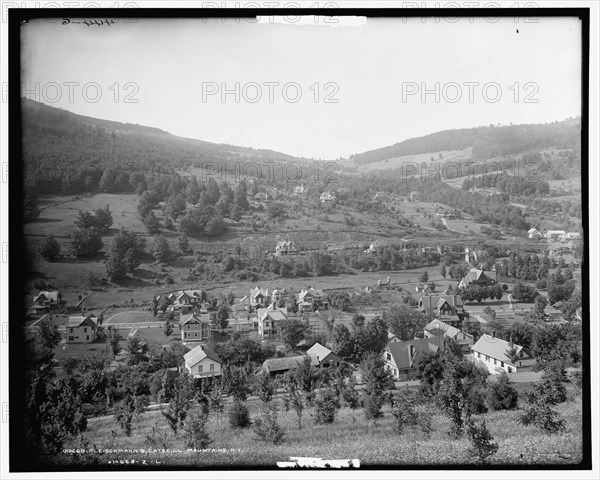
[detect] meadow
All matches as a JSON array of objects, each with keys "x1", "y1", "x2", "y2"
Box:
[{"x1": 61, "y1": 385, "x2": 583, "y2": 468}]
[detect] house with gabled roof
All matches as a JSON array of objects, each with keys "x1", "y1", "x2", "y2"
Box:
[
  {"x1": 184, "y1": 345, "x2": 222, "y2": 378},
  {"x1": 383, "y1": 338, "x2": 442, "y2": 379},
  {"x1": 271, "y1": 288, "x2": 291, "y2": 304},
  {"x1": 408, "y1": 191, "x2": 421, "y2": 202},
  {"x1": 180, "y1": 313, "x2": 211, "y2": 343},
  {"x1": 66, "y1": 314, "x2": 97, "y2": 343},
  {"x1": 528, "y1": 227, "x2": 543, "y2": 239},
  {"x1": 424, "y1": 319, "x2": 473, "y2": 355},
  {"x1": 33, "y1": 290, "x2": 61, "y2": 306},
  {"x1": 387, "y1": 331, "x2": 400, "y2": 343},
  {"x1": 262, "y1": 354, "x2": 320, "y2": 376},
  {"x1": 298, "y1": 288, "x2": 329, "y2": 309},
  {"x1": 306, "y1": 343, "x2": 343, "y2": 368},
  {"x1": 418, "y1": 294, "x2": 467, "y2": 326},
  {"x1": 458, "y1": 268, "x2": 497, "y2": 289},
  {"x1": 250, "y1": 286, "x2": 270, "y2": 307},
  {"x1": 470, "y1": 334, "x2": 534, "y2": 374},
  {"x1": 182, "y1": 289, "x2": 205, "y2": 305},
  {"x1": 257, "y1": 304, "x2": 288, "y2": 339}
]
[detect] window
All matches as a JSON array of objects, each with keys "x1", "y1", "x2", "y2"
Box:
[
  {"x1": 68, "y1": 336, "x2": 74, "y2": 341},
  {"x1": 493, "y1": 359, "x2": 497, "y2": 365},
  {"x1": 86, "y1": 335, "x2": 90, "y2": 341},
  {"x1": 194, "y1": 332, "x2": 197, "y2": 337},
  {"x1": 199, "y1": 365, "x2": 203, "y2": 372},
  {"x1": 69, "y1": 328, "x2": 73, "y2": 333},
  {"x1": 83, "y1": 327, "x2": 87, "y2": 333},
  {"x1": 520, "y1": 351, "x2": 524, "y2": 358},
  {"x1": 477, "y1": 352, "x2": 481, "y2": 359},
  {"x1": 387, "y1": 353, "x2": 391, "y2": 361},
  {"x1": 485, "y1": 355, "x2": 489, "y2": 361},
  {"x1": 501, "y1": 361, "x2": 504, "y2": 367},
  {"x1": 210, "y1": 364, "x2": 215, "y2": 371},
  {"x1": 507, "y1": 367, "x2": 512, "y2": 373}
]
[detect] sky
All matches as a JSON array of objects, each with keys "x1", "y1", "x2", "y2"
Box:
[{"x1": 21, "y1": 15, "x2": 582, "y2": 160}]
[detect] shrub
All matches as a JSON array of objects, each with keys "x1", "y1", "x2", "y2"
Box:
[
  {"x1": 314, "y1": 387, "x2": 341, "y2": 424},
  {"x1": 182, "y1": 410, "x2": 213, "y2": 449},
  {"x1": 486, "y1": 373, "x2": 519, "y2": 410},
  {"x1": 252, "y1": 406, "x2": 286, "y2": 445},
  {"x1": 466, "y1": 419, "x2": 499, "y2": 464},
  {"x1": 465, "y1": 386, "x2": 488, "y2": 416},
  {"x1": 229, "y1": 398, "x2": 252, "y2": 429},
  {"x1": 535, "y1": 371, "x2": 567, "y2": 405},
  {"x1": 390, "y1": 389, "x2": 418, "y2": 434},
  {"x1": 520, "y1": 398, "x2": 566, "y2": 434},
  {"x1": 363, "y1": 392, "x2": 385, "y2": 420},
  {"x1": 40, "y1": 237, "x2": 61, "y2": 261}
]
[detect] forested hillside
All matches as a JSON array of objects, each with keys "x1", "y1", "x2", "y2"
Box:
[
  {"x1": 349, "y1": 119, "x2": 581, "y2": 165},
  {"x1": 21, "y1": 99, "x2": 298, "y2": 195}
]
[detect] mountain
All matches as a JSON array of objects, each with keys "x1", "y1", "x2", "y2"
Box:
[
  {"x1": 348, "y1": 118, "x2": 581, "y2": 166},
  {"x1": 21, "y1": 98, "x2": 302, "y2": 193}
]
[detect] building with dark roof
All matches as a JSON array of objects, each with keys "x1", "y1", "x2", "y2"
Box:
[{"x1": 383, "y1": 338, "x2": 442, "y2": 379}]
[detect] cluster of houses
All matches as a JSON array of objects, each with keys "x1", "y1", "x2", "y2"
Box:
[
  {"x1": 527, "y1": 227, "x2": 581, "y2": 243},
  {"x1": 382, "y1": 317, "x2": 534, "y2": 380},
  {"x1": 182, "y1": 340, "x2": 343, "y2": 379},
  {"x1": 435, "y1": 207, "x2": 462, "y2": 219}
]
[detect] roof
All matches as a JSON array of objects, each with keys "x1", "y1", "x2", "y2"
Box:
[
  {"x1": 263, "y1": 355, "x2": 319, "y2": 373},
  {"x1": 67, "y1": 315, "x2": 97, "y2": 328},
  {"x1": 424, "y1": 320, "x2": 472, "y2": 342},
  {"x1": 33, "y1": 291, "x2": 60, "y2": 303},
  {"x1": 258, "y1": 309, "x2": 288, "y2": 322},
  {"x1": 180, "y1": 313, "x2": 210, "y2": 326},
  {"x1": 387, "y1": 339, "x2": 441, "y2": 371},
  {"x1": 528, "y1": 227, "x2": 541, "y2": 233},
  {"x1": 419, "y1": 294, "x2": 463, "y2": 311},
  {"x1": 299, "y1": 288, "x2": 327, "y2": 301},
  {"x1": 250, "y1": 287, "x2": 269, "y2": 300},
  {"x1": 184, "y1": 345, "x2": 222, "y2": 367},
  {"x1": 387, "y1": 331, "x2": 398, "y2": 340},
  {"x1": 471, "y1": 334, "x2": 525, "y2": 365},
  {"x1": 183, "y1": 289, "x2": 204, "y2": 298},
  {"x1": 460, "y1": 268, "x2": 497, "y2": 286},
  {"x1": 306, "y1": 342, "x2": 332, "y2": 360}
]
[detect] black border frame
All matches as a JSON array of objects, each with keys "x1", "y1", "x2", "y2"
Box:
[{"x1": 7, "y1": 6, "x2": 591, "y2": 473}]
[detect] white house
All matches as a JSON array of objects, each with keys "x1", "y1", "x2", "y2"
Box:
[
  {"x1": 544, "y1": 230, "x2": 566, "y2": 241},
  {"x1": 257, "y1": 304, "x2": 288, "y2": 339},
  {"x1": 180, "y1": 313, "x2": 211, "y2": 343},
  {"x1": 66, "y1": 314, "x2": 97, "y2": 343},
  {"x1": 306, "y1": 343, "x2": 343, "y2": 368},
  {"x1": 527, "y1": 227, "x2": 543, "y2": 239},
  {"x1": 184, "y1": 345, "x2": 222, "y2": 378},
  {"x1": 470, "y1": 334, "x2": 535, "y2": 374}
]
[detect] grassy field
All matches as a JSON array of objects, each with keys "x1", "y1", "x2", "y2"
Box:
[{"x1": 60, "y1": 385, "x2": 583, "y2": 467}]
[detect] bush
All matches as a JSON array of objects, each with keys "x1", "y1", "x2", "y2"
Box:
[
  {"x1": 182, "y1": 409, "x2": 213, "y2": 449},
  {"x1": 363, "y1": 392, "x2": 385, "y2": 420},
  {"x1": 314, "y1": 388, "x2": 341, "y2": 424},
  {"x1": 390, "y1": 389, "x2": 418, "y2": 434},
  {"x1": 534, "y1": 371, "x2": 567, "y2": 405},
  {"x1": 486, "y1": 373, "x2": 519, "y2": 410},
  {"x1": 252, "y1": 406, "x2": 286, "y2": 445},
  {"x1": 520, "y1": 399, "x2": 565, "y2": 434},
  {"x1": 40, "y1": 237, "x2": 61, "y2": 261},
  {"x1": 229, "y1": 398, "x2": 252, "y2": 429},
  {"x1": 466, "y1": 419, "x2": 499, "y2": 464}
]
